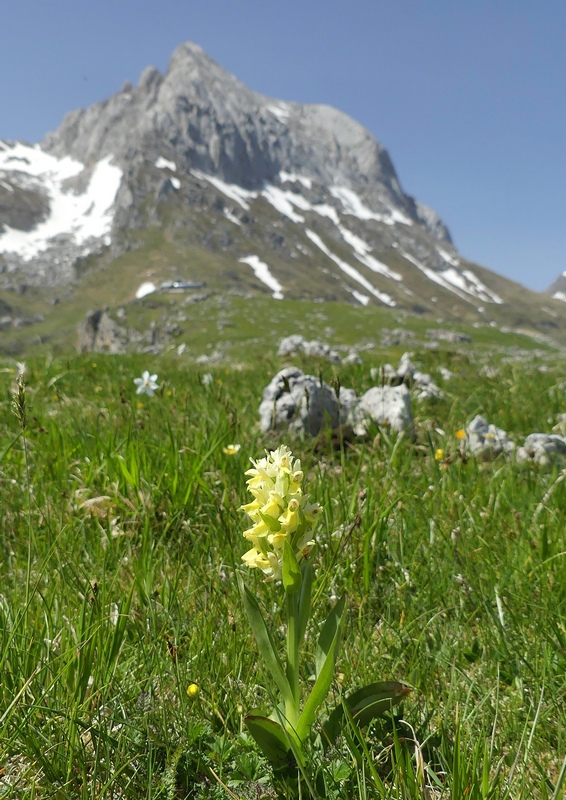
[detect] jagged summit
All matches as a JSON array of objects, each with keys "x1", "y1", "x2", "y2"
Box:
[{"x1": 41, "y1": 40, "x2": 439, "y2": 230}]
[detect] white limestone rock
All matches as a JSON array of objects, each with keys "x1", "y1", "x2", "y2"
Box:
[
  {"x1": 465, "y1": 415, "x2": 515, "y2": 459},
  {"x1": 350, "y1": 384, "x2": 413, "y2": 436},
  {"x1": 397, "y1": 352, "x2": 416, "y2": 380},
  {"x1": 277, "y1": 334, "x2": 341, "y2": 363},
  {"x1": 413, "y1": 371, "x2": 444, "y2": 401},
  {"x1": 343, "y1": 350, "x2": 363, "y2": 365},
  {"x1": 259, "y1": 367, "x2": 341, "y2": 436},
  {"x1": 437, "y1": 366, "x2": 454, "y2": 381},
  {"x1": 337, "y1": 387, "x2": 358, "y2": 421},
  {"x1": 516, "y1": 433, "x2": 566, "y2": 466}
]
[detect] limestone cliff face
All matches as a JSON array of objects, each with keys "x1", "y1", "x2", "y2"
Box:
[{"x1": 42, "y1": 42, "x2": 450, "y2": 242}]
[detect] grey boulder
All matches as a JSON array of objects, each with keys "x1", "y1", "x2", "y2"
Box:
[
  {"x1": 259, "y1": 367, "x2": 341, "y2": 436},
  {"x1": 464, "y1": 415, "x2": 515, "y2": 459},
  {"x1": 516, "y1": 433, "x2": 566, "y2": 466},
  {"x1": 350, "y1": 384, "x2": 413, "y2": 436}
]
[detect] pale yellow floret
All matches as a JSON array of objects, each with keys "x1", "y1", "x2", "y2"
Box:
[{"x1": 240, "y1": 445, "x2": 320, "y2": 582}]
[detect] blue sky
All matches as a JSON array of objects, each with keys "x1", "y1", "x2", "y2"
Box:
[{"x1": 2, "y1": 0, "x2": 565, "y2": 292}]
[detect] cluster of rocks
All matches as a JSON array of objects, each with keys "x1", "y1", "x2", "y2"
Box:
[
  {"x1": 277, "y1": 334, "x2": 361, "y2": 365},
  {"x1": 257, "y1": 365, "x2": 566, "y2": 468},
  {"x1": 259, "y1": 367, "x2": 413, "y2": 437},
  {"x1": 0, "y1": 313, "x2": 44, "y2": 330},
  {"x1": 426, "y1": 328, "x2": 472, "y2": 344},
  {"x1": 76, "y1": 309, "x2": 181, "y2": 354},
  {"x1": 462, "y1": 414, "x2": 566, "y2": 467},
  {"x1": 278, "y1": 334, "x2": 341, "y2": 363},
  {"x1": 370, "y1": 352, "x2": 444, "y2": 401}
]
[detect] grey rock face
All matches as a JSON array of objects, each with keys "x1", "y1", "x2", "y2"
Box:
[
  {"x1": 547, "y1": 271, "x2": 566, "y2": 299},
  {"x1": 517, "y1": 433, "x2": 566, "y2": 466},
  {"x1": 413, "y1": 201, "x2": 453, "y2": 244},
  {"x1": 464, "y1": 415, "x2": 515, "y2": 459},
  {"x1": 350, "y1": 385, "x2": 413, "y2": 435},
  {"x1": 259, "y1": 367, "x2": 341, "y2": 436},
  {"x1": 77, "y1": 310, "x2": 129, "y2": 354},
  {"x1": 42, "y1": 42, "x2": 450, "y2": 240}
]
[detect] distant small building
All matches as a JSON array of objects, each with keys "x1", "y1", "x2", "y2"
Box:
[{"x1": 160, "y1": 279, "x2": 206, "y2": 291}]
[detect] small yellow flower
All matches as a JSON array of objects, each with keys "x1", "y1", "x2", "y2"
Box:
[
  {"x1": 455, "y1": 429, "x2": 466, "y2": 440},
  {"x1": 136, "y1": 402, "x2": 144, "y2": 409},
  {"x1": 187, "y1": 683, "x2": 199, "y2": 699},
  {"x1": 223, "y1": 443, "x2": 241, "y2": 456},
  {"x1": 435, "y1": 448, "x2": 444, "y2": 461}
]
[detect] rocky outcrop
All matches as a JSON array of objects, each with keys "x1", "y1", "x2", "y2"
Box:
[
  {"x1": 258, "y1": 367, "x2": 413, "y2": 438},
  {"x1": 42, "y1": 42, "x2": 443, "y2": 236},
  {"x1": 548, "y1": 271, "x2": 566, "y2": 302},
  {"x1": 77, "y1": 310, "x2": 130, "y2": 354},
  {"x1": 259, "y1": 367, "x2": 341, "y2": 436}
]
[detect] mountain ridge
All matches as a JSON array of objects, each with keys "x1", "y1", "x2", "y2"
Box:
[{"x1": 0, "y1": 40, "x2": 564, "y2": 352}]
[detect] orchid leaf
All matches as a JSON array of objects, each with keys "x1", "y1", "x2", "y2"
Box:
[
  {"x1": 315, "y1": 594, "x2": 346, "y2": 678},
  {"x1": 321, "y1": 681, "x2": 412, "y2": 746},
  {"x1": 237, "y1": 575, "x2": 293, "y2": 707},
  {"x1": 295, "y1": 595, "x2": 346, "y2": 742},
  {"x1": 244, "y1": 713, "x2": 297, "y2": 774}
]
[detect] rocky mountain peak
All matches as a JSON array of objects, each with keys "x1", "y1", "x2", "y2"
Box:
[
  {"x1": 7, "y1": 40, "x2": 520, "y2": 318},
  {"x1": 41, "y1": 40, "x2": 435, "y2": 217}
]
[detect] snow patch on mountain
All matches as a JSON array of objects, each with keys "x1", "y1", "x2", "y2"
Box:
[
  {"x1": 461, "y1": 269, "x2": 503, "y2": 304},
  {"x1": 399, "y1": 250, "x2": 502, "y2": 305},
  {"x1": 136, "y1": 281, "x2": 157, "y2": 299},
  {"x1": 279, "y1": 171, "x2": 312, "y2": 190},
  {"x1": 239, "y1": 255, "x2": 284, "y2": 299},
  {"x1": 261, "y1": 186, "x2": 305, "y2": 223},
  {"x1": 330, "y1": 186, "x2": 412, "y2": 226},
  {"x1": 553, "y1": 291, "x2": 566, "y2": 303},
  {"x1": 305, "y1": 229, "x2": 396, "y2": 307},
  {"x1": 437, "y1": 247, "x2": 460, "y2": 267},
  {"x1": 191, "y1": 170, "x2": 255, "y2": 209},
  {"x1": 350, "y1": 290, "x2": 370, "y2": 306},
  {"x1": 155, "y1": 157, "x2": 177, "y2": 171},
  {"x1": 224, "y1": 209, "x2": 242, "y2": 226},
  {"x1": 0, "y1": 142, "x2": 122, "y2": 260},
  {"x1": 339, "y1": 226, "x2": 402, "y2": 281},
  {"x1": 266, "y1": 103, "x2": 290, "y2": 124}
]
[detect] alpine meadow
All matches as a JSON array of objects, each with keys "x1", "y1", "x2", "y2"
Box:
[
  {"x1": 0, "y1": 321, "x2": 564, "y2": 798},
  {"x1": 0, "y1": 38, "x2": 565, "y2": 800}
]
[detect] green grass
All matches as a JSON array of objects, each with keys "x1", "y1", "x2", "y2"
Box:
[{"x1": 0, "y1": 346, "x2": 564, "y2": 798}]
